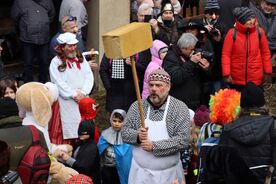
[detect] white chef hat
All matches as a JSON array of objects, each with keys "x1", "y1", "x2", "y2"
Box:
[{"x1": 57, "y1": 32, "x2": 79, "y2": 45}]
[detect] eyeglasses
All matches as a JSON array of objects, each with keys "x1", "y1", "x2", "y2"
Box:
[{"x1": 62, "y1": 16, "x2": 77, "y2": 25}]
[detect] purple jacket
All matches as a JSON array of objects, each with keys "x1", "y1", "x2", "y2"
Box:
[{"x1": 142, "y1": 40, "x2": 168, "y2": 99}]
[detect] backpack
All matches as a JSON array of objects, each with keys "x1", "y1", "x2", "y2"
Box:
[
  {"x1": 16, "y1": 125, "x2": 50, "y2": 184},
  {"x1": 0, "y1": 125, "x2": 50, "y2": 184},
  {"x1": 197, "y1": 123, "x2": 222, "y2": 184}
]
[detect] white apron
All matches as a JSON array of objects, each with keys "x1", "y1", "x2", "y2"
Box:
[
  {"x1": 128, "y1": 97, "x2": 184, "y2": 184},
  {"x1": 59, "y1": 63, "x2": 85, "y2": 139}
]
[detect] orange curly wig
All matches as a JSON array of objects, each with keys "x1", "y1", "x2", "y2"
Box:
[{"x1": 209, "y1": 89, "x2": 241, "y2": 125}]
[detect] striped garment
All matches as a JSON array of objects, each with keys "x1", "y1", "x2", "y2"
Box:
[{"x1": 121, "y1": 96, "x2": 191, "y2": 157}]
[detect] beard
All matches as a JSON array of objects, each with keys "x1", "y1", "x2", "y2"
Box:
[
  {"x1": 149, "y1": 92, "x2": 168, "y2": 106},
  {"x1": 163, "y1": 19, "x2": 173, "y2": 26},
  {"x1": 66, "y1": 51, "x2": 77, "y2": 58}
]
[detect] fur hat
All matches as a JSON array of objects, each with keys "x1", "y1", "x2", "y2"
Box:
[
  {"x1": 16, "y1": 82, "x2": 58, "y2": 127},
  {"x1": 205, "y1": 0, "x2": 220, "y2": 10},
  {"x1": 148, "y1": 68, "x2": 171, "y2": 84},
  {"x1": 79, "y1": 97, "x2": 97, "y2": 121},
  {"x1": 240, "y1": 82, "x2": 265, "y2": 108},
  {"x1": 194, "y1": 105, "x2": 210, "y2": 127},
  {"x1": 161, "y1": 0, "x2": 174, "y2": 14},
  {"x1": 233, "y1": 7, "x2": 256, "y2": 25}
]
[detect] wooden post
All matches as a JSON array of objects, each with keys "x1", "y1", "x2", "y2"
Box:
[{"x1": 130, "y1": 55, "x2": 145, "y2": 128}]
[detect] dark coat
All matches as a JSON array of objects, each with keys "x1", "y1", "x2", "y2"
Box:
[
  {"x1": 11, "y1": 0, "x2": 55, "y2": 44},
  {"x1": 162, "y1": 46, "x2": 211, "y2": 110},
  {"x1": 218, "y1": 0, "x2": 241, "y2": 32},
  {"x1": 205, "y1": 145, "x2": 258, "y2": 184},
  {"x1": 196, "y1": 18, "x2": 226, "y2": 81},
  {"x1": 154, "y1": 15, "x2": 185, "y2": 46},
  {"x1": 219, "y1": 112, "x2": 274, "y2": 184},
  {"x1": 72, "y1": 121, "x2": 101, "y2": 184},
  {"x1": 99, "y1": 51, "x2": 150, "y2": 112}
]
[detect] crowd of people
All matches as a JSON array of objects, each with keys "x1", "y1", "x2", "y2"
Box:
[{"x1": 0, "y1": 0, "x2": 276, "y2": 183}]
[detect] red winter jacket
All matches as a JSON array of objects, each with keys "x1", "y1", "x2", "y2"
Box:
[{"x1": 222, "y1": 20, "x2": 272, "y2": 86}]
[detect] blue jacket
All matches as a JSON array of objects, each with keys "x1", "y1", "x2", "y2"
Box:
[{"x1": 97, "y1": 135, "x2": 132, "y2": 184}]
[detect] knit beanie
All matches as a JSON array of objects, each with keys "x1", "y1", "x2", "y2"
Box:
[
  {"x1": 233, "y1": 7, "x2": 256, "y2": 25},
  {"x1": 79, "y1": 97, "x2": 97, "y2": 120},
  {"x1": 204, "y1": 0, "x2": 220, "y2": 11},
  {"x1": 161, "y1": 0, "x2": 174, "y2": 14},
  {"x1": 194, "y1": 105, "x2": 210, "y2": 127},
  {"x1": 240, "y1": 82, "x2": 265, "y2": 108},
  {"x1": 148, "y1": 68, "x2": 171, "y2": 84}
]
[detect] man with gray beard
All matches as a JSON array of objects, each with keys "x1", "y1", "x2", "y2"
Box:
[{"x1": 122, "y1": 68, "x2": 191, "y2": 184}]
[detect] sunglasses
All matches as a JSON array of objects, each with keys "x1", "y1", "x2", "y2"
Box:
[{"x1": 63, "y1": 16, "x2": 77, "y2": 25}]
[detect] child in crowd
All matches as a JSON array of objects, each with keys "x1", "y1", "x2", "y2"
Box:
[
  {"x1": 59, "y1": 120, "x2": 101, "y2": 184},
  {"x1": 79, "y1": 97, "x2": 100, "y2": 143},
  {"x1": 186, "y1": 105, "x2": 210, "y2": 184},
  {"x1": 142, "y1": 39, "x2": 168, "y2": 99},
  {"x1": 0, "y1": 78, "x2": 17, "y2": 100},
  {"x1": 97, "y1": 109, "x2": 132, "y2": 184},
  {"x1": 197, "y1": 89, "x2": 241, "y2": 149},
  {"x1": 0, "y1": 78, "x2": 20, "y2": 128}
]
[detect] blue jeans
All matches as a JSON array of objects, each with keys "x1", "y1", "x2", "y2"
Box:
[{"x1": 21, "y1": 41, "x2": 49, "y2": 83}]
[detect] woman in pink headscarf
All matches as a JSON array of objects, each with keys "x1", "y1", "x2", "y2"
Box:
[{"x1": 142, "y1": 39, "x2": 168, "y2": 99}]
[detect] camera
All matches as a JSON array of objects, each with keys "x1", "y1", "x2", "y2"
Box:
[
  {"x1": 144, "y1": 15, "x2": 155, "y2": 22},
  {"x1": 193, "y1": 48, "x2": 214, "y2": 62},
  {"x1": 0, "y1": 171, "x2": 19, "y2": 184},
  {"x1": 209, "y1": 27, "x2": 219, "y2": 37}
]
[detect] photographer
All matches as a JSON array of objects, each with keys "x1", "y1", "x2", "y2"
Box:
[
  {"x1": 196, "y1": 0, "x2": 226, "y2": 93},
  {"x1": 136, "y1": 3, "x2": 153, "y2": 23},
  {"x1": 163, "y1": 33, "x2": 211, "y2": 111},
  {"x1": 151, "y1": 0, "x2": 185, "y2": 46}
]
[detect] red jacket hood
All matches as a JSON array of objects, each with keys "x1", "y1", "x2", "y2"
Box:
[{"x1": 235, "y1": 20, "x2": 257, "y2": 34}]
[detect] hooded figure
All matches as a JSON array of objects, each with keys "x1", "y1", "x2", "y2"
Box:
[
  {"x1": 59, "y1": 120, "x2": 101, "y2": 184},
  {"x1": 97, "y1": 109, "x2": 132, "y2": 184},
  {"x1": 219, "y1": 82, "x2": 274, "y2": 183},
  {"x1": 142, "y1": 39, "x2": 168, "y2": 99}
]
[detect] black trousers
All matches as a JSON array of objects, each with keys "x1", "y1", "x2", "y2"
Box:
[
  {"x1": 101, "y1": 166, "x2": 120, "y2": 184},
  {"x1": 21, "y1": 41, "x2": 49, "y2": 83}
]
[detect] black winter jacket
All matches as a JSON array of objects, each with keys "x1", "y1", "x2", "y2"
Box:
[
  {"x1": 219, "y1": 113, "x2": 274, "y2": 184},
  {"x1": 163, "y1": 46, "x2": 211, "y2": 110}
]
